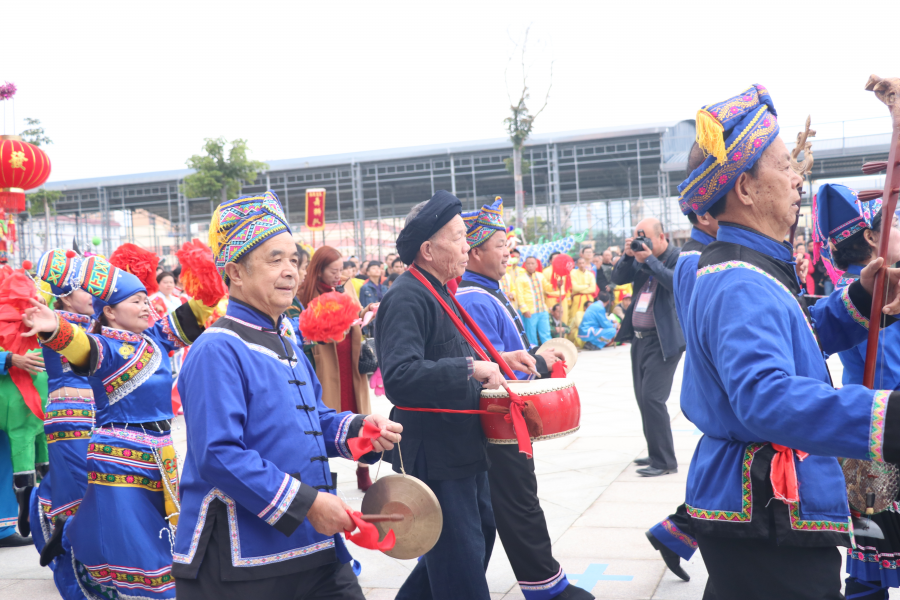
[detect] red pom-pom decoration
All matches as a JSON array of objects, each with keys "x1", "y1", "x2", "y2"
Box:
[
  {"x1": 176, "y1": 239, "x2": 228, "y2": 307},
  {"x1": 109, "y1": 243, "x2": 160, "y2": 295},
  {"x1": 0, "y1": 269, "x2": 39, "y2": 354},
  {"x1": 21, "y1": 260, "x2": 32, "y2": 271},
  {"x1": 550, "y1": 254, "x2": 574, "y2": 294},
  {"x1": 298, "y1": 291, "x2": 360, "y2": 343},
  {"x1": 65, "y1": 250, "x2": 77, "y2": 258}
]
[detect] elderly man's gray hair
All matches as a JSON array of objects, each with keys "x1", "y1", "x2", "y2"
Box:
[{"x1": 404, "y1": 200, "x2": 429, "y2": 228}]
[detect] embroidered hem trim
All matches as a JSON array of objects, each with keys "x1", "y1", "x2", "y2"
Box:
[
  {"x1": 266, "y1": 478, "x2": 301, "y2": 526},
  {"x1": 88, "y1": 471, "x2": 163, "y2": 492},
  {"x1": 258, "y1": 473, "x2": 291, "y2": 520},
  {"x1": 87, "y1": 443, "x2": 159, "y2": 470},
  {"x1": 788, "y1": 506, "x2": 850, "y2": 533},
  {"x1": 335, "y1": 413, "x2": 355, "y2": 460},
  {"x1": 686, "y1": 443, "x2": 761, "y2": 522},
  {"x1": 848, "y1": 546, "x2": 900, "y2": 569},
  {"x1": 47, "y1": 430, "x2": 93, "y2": 443},
  {"x1": 86, "y1": 564, "x2": 175, "y2": 593},
  {"x1": 93, "y1": 427, "x2": 173, "y2": 449},
  {"x1": 519, "y1": 568, "x2": 566, "y2": 590},
  {"x1": 678, "y1": 251, "x2": 703, "y2": 259},
  {"x1": 661, "y1": 518, "x2": 698, "y2": 549},
  {"x1": 172, "y1": 488, "x2": 335, "y2": 567},
  {"x1": 841, "y1": 286, "x2": 869, "y2": 328},
  {"x1": 869, "y1": 390, "x2": 890, "y2": 462}
]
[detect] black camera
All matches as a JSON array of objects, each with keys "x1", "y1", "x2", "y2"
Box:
[{"x1": 630, "y1": 229, "x2": 653, "y2": 253}]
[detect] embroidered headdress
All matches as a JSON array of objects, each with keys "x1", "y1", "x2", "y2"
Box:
[
  {"x1": 678, "y1": 84, "x2": 780, "y2": 215},
  {"x1": 77, "y1": 255, "x2": 146, "y2": 320},
  {"x1": 36, "y1": 249, "x2": 83, "y2": 296},
  {"x1": 812, "y1": 183, "x2": 883, "y2": 284},
  {"x1": 208, "y1": 190, "x2": 291, "y2": 283},
  {"x1": 462, "y1": 196, "x2": 506, "y2": 249}
]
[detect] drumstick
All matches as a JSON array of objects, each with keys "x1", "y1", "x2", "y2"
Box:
[{"x1": 359, "y1": 514, "x2": 405, "y2": 523}]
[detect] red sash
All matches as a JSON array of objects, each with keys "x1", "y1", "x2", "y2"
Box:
[{"x1": 396, "y1": 265, "x2": 534, "y2": 458}]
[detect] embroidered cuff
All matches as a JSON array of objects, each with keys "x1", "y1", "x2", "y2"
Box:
[
  {"x1": 880, "y1": 391, "x2": 900, "y2": 463},
  {"x1": 271, "y1": 474, "x2": 319, "y2": 537},
  {"x1": 334, "y1": 413, "x2": 356, "y2": 460},
  {"x1": 466, "y1": 356, "x2": 474, "y2": 379},
  {"x1": 41, "y1": 314, "x2": 74, "y2": 351},
  {"x1": 848, "y1": 280, "x2": 898, "y2": 327}
]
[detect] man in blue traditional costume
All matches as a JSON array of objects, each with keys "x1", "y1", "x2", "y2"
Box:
[
  {"x1": 644, "y1": 143, "x2": 718, "y2": 582},
  {"x1": 813, "y1": 182, "x2": 900, "y2": 599},
  {"x1": 678, "y1": 83, "x2": 900, "y2": 598},
  {"x1": 376, "y1": 190, "x2": 538, "y2": 600},
  {"x1": 455, "y1": 198, "x2": 590, "y2": 600},
  {"x1": 169, "y1": 191, "x2": 401, "y2": 599}
]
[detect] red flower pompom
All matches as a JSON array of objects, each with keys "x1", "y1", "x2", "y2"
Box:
[
  {"x1": 551, "y1": 254, "x2": 574, "y2": 294},
  {"x1": 21, "y1": 260, "x2": 32, "y2": 271},
  {"x1": 65, "y1": 250, "x2": 77, "y2": 258},
  {"x1": 298, "y1": 291, "x2": 359, "y2": 343},
  {"x1": 0, "y1": 269, "x2": 39, "y2": 354},
  {"x1": 109, "y1": 243, "x2": 160, "y2": 296},
  {"x1": 176, "y1": 239, "x2": 228, "y2": 307}
]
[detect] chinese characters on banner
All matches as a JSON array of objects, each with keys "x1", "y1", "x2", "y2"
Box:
[{"x1": 305, "y1": 188, "x2": 326, "y2": 231}]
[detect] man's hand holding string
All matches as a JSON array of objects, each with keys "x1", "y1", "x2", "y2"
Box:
[
  {"x1": 307, "y1": 492, "x2": 354, "y2": 536},
  {"x1": 363, "y1": 414, "x2": 402, "y2": 452},
  {"x1": 859, "y1": 257, "x2": 900, "y2": 315},
  {"x1": 502, "y1": 350, "x2": 538, "y2": 377},
  {"x1": 21, "y1": 299, "x2": 60, "y2": 338}
]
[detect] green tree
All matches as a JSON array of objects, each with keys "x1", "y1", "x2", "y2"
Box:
[
  {"x1": 184, "y1": 138, "x2": 268, "y2": 206},
  {"x1": 20, "y1": 118, "x2": 52, "y2": 147},
  {"x1": 27, "y1": 188, "x2": 63, "y2": 252}
]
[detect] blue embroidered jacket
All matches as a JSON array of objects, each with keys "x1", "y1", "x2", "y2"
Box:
[
  {"x1": 681, "y1": 223, "x2": 900, "y2": 546},
  {"x1": 673, "y1": 228, "x2": 715, "y2": 329},
  {"x1": 77, "y1": 304, "x2": 203, "y2": 425},
  {"x1": 42, "y1": 311, "x2": 93, "y2": 393},
  {"x1": 836, "y1": 264, "x2": 900, "y2": 391},
  {"x1": 172, "y1": 298, "x2": 375, "y2": 580}
]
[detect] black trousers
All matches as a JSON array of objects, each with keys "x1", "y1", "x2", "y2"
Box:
[
  {"x1": 174, "y1": 523, "x2": 364, "y2": 600},
  {"x1": 630, "y1": 333, "x2": 681, "y2": 470},
  {"x1": 696, "y1": 533, "x2": 843, "y2": 600},
  {"x1": 487, "y1": 443, "x2": 561, "y2": 587}
]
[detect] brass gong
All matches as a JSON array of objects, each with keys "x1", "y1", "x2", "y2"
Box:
[{"x1": 360, "y1": 474, "x2": 442, "y2": 559}]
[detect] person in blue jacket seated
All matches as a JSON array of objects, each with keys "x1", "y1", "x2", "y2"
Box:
[
  {"x1": 578, "y1": 293, "x2": 618, "y2": 351},
  {"x1": 180, "y1": 191, "x2": 402, "y2": 599},
  {"x1": 813, "y1": 182, "x2": 900, "y2": 600}
]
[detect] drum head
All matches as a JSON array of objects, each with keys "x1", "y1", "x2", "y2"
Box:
[
  {"x1": 360, "y1": 474, "x2": 443, "y2": 559},
  {"x1": 538, "y1": 338, "x2": 578, "y2": 373}
]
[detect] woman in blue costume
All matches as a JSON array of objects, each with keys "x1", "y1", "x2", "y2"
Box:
[
  {"x1": 24, "y1": 250, "x2": 217, "y2": 600},
  {"x1": 813, "y1": 183, "x2": 900, "y2": 600},
  {"x1": 28, "y1": 250, "x2": 97, "y2": 600}
]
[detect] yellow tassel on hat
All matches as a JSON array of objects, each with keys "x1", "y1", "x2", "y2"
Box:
[
  {"x1": 208, "y1": 207, "x2": 222, "y2": 257},
  {"x1": 695, "y1": 109, "x2": 727, "y2": 163}
]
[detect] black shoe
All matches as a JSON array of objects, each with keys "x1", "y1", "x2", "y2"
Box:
[
  {"x1": 551, "y1": 583, "x2": 595, "y2": 599},
  {"x1": 40, "y1": 515, "x2": 67, "y2": 567},
  {"x1": 646, "y1": 531, "x2": 690, "y2": 581},
  {"x1": 582, "y1": 342, "x2": 601, "y2": 351},
  {"x1": 633, "y1": 457, "x2": 651, "y2": 466},
  {"x1": 0, "y1": 533, "x2": 33, "y2": 548},
  {"x1": 637, "y1": 466, "x2": 677, "y2": 477},
  {"x1": 15, "y1": 485, "x2": 32, "y2": 538}
]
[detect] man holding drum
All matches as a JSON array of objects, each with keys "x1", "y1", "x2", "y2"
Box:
[
  {"x1": 377, "y1": 190, "x2": 537, "y2": 600},
  {"x1": 455, "y1": 198, "x2": 592, "y2": 600}
]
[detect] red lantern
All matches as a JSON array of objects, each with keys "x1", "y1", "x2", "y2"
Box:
[{"x1": 0, "y1": 135, "x2": 51, "y2": 213}]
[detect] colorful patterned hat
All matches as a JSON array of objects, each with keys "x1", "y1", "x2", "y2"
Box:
[
  {"x1": 812, "y1": 183, "x2": 883, "y2": 282},
  {"x1": 36, "y1": 249, "x2": 83, "y2": 296},
  {"x1": 208, "y1": 190, "x2": 291, "y2": 283},
  {"x1": 462, "y1": 196, "x2": 506, "y2": 249},
  {"x1": 678, "y1": 84, "x2": 780, "y2": 215},
  {"x1": 76, "y1": 255, "x2": 146, "y2": 320}
]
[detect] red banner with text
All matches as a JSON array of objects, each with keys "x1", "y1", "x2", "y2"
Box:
[{"x1": 305, "y1": 188, "x2": 326, "y2": 231}]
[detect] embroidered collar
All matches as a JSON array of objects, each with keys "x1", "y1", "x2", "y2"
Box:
[
  {"x1": 227, "y1": 297, "x2": 284, "y2": 332},
  {"x1": 717, "y1": 223, "x2": 794, "y2": 263},
  {"x1": 100, "y1": 327, "x2": 142, "y2": 343},
  {"x1": 462, "y1": 270, "x2": 499, "y2": 290},
  {"x1": 691, "y1": 227, "x2": 716, "y2": 246},
  {"x1": 58, "y1": 311, "x2": 92, "y2": 325}
]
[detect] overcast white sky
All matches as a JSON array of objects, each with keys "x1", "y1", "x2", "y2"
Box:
[{"x1": 3, "y1": 0, "x2": 898, "y2": 183}]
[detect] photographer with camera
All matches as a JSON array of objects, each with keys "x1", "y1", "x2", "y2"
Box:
[{"x1": 612, "y1": 217, "x2": 685, "y2": 477}]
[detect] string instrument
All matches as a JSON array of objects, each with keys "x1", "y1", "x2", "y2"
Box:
[
  {"x1": 789, "y1": 116, "x2": 816, "y2": 246},
  {"x1": 841, "y1": 75, "x2": 900, "y2": 531}
]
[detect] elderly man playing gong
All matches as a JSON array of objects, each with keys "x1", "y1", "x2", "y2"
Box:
[
  {"x1": 169, "y1": 191, "x2": 402, "y2": 600},
  {"x1": 377, "y1": 190, "x2": 538, "y2": 600}
]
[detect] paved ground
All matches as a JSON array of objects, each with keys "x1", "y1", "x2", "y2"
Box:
[{"x1": 0, "y1": 346, "x2": 877, "y2": 599}]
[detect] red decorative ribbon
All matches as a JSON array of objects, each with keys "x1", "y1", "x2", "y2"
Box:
[
  {"x1": 550, "y1": 360, "x2": 567, "y2": 379},
  {"x1": 344, "y1": 510, "x2": 396, "y2": 551},
  {"x1": 400, "y1": 265, "x2": 534, "y2": 458},
  {"x1": 348, "y1": 420, "x2": 382, "y2": 460},
  {"x1": 770, "y1": 444, "x2": 809, "y2": 504},
  {"x1": 10, "y1": 367, "x2": 43, "y2": 421}
]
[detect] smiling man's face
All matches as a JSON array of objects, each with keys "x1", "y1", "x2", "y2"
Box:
[{"x1": 226, "y1": 232, "x2": 299, "y2": 321}]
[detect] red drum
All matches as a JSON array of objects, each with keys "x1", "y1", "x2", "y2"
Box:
[{"x1": 480, "y1": 379, "x2": 580, "y2": 444}]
